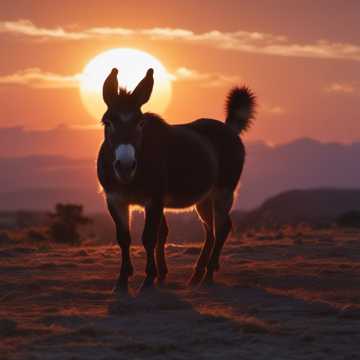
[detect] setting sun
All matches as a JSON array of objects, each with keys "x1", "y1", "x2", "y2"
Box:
[{"x1": 80, "y1": 48, "x2": 172, "y2": 120}]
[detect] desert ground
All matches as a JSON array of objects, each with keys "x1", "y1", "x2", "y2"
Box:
[{"x1": 1, "y1": 227, "x2": 360, "y2": 360}]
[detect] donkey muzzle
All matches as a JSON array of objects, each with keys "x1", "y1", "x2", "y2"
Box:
[
  {"x1": 113, "y1": 159, "x2": 137, "y2": 183},
  {"x1": 113, "y1": 144, "x2": 137, "y2": 184}
]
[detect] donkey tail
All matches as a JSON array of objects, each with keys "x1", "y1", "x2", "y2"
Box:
[{"x1": 225, "y1": 86, "x2": 256, "y2": 134}]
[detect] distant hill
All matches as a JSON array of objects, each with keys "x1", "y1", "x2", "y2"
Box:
[
  {"x1": 0, "y1": 155, "x2": 103, "y2": 211},
  {"x1": 0, "y1": 187, "x2": 104, "y2": 212},
  {"x1": 239, "y1": 138, "x2": 360, "y2": 209},
  {"x1": 234, "y1": 188, "x2": 360, "y2": 229}
]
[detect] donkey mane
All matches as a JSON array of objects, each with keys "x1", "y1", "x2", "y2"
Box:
[
  {"x1": 142, "y1": 112, "x2": 167, "y2": 124},
  {"x1": 118, "y1": 87, "x2": 132, "y2": 98}
]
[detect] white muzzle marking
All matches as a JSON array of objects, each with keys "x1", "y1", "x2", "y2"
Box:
[{"x1": 115, "y1": 144, "x2": 136, "y2": 166}]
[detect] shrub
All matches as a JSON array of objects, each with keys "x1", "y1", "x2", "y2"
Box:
[
  {"x1": 0, "y1": 231, "x2": 12, "y2": 245},
  {"x1": 49, "y1": 203, "x2": 91, "y2": 245},
  {"x1": 336, "y1": 210, "x2": 360, "y2": 228}
]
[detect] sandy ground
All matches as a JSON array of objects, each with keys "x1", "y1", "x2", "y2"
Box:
[{"x1": 1, "y1": 229, "x2": 360, "y2": 360}]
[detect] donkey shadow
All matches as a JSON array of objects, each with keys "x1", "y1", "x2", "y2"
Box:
[{"x1": 108, "y1": 287, "x2": 192, "y2": 315}]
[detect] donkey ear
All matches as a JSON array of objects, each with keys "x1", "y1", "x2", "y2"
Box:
[
  {"x1": 132, "y1": 68, "x2": 154, "y2": 107},
  {"x1": 102, "y1": 68, "x2": 118, "y2": 107}
]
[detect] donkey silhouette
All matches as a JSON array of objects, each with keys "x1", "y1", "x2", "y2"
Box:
[{"x1": 97, "y1": 68, "x2": 256, "y2": 293}]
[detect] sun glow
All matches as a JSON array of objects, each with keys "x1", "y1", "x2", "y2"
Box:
[{"x1": 80, "y1": 48, "x2": 172, "y2": 120}]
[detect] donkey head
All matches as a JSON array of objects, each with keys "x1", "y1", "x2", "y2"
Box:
[{"x1": 102, "y1": 68, "x2": 154, "y2": 184}]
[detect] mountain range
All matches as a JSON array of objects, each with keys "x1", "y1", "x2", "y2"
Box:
[{"x1": 1, "y1": 137, "x2": 360, "y2": 211}]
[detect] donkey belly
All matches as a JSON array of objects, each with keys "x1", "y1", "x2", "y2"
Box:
[{"x1": 165, "y1": 128, "x2": 218, "y2": 208}]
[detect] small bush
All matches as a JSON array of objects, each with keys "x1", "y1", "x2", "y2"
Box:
[
  {"x1": 336, "y1": 210, "x2": 360, "y2": 228},
  {"x1": 0, "y1": 231, "x2": 12, "y2": 245},
  {"x1": 49, "y1": 203, "x2": 91, "y2": 245},
  {"x1": 27, "y1": 229, "x2": 48, "y2": 242}
]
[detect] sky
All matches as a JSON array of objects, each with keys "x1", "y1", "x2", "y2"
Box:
[{"x1": 1, "y1": 0, "x2": 360, "y2": 154}]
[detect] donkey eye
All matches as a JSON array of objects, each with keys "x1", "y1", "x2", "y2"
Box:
[
  {"x1": 104, "y1": 119, "x2": 115, "y2": 132},
  {"x1": 138, "y1": 120, "x2": 145, "y2": 129}
]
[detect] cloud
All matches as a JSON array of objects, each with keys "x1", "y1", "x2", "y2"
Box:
[
  {"x1": 171, "y1": 67, "x2": 241, "y2": 87},
  {"x1": 0, "y1": 20, "x2": 88, "y2": 40},
  {"x1": 0, "y1": 67, "x2": 237, "y2": 89},
  {"x1": 325, "y1": 82, "x2": 356, "y2": 94},
  {"x1": 0, "y1": 68, "x2": 81, "y2": 88},
  {"x1": 260, "y1": 104, "x2": 286, "y2": 116},
  {"x1": 2, "y1": 20, "x2": 360, "y2": 61},
  {"x1": 264, "y1": 106, "x2": 286, "y2": 115}
]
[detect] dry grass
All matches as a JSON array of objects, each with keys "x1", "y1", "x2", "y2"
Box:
[{"x1": 0, "y1": 227, "x2": 360, "y2": 359}]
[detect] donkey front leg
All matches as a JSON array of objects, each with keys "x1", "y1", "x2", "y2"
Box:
[
  {"x1": 141, "y1": 200, "x2": 164, "y2": 289},
  {"x1": 106, "y1": 193, "x2": 133, "y2": 294}
]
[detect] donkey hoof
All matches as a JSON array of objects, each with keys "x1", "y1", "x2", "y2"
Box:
[
  {"x1": 201, "y1": 272, "x2": 215, "y2": 287},
  {"x1": 112, "y1": 277, "x2": 129, "y2": 294},
  {"x1": 112, "y1": 284, "x2": 129, "y2": 295},
  {"x1": 157, "y1": 275, "x2": 167, "y2": 287},
  {"x1": 201, "y1": 279, "x2": 215, "y2": 288},
  {"x1": 187, "y1": 272, "x2": 204, "y2": 287},
  {"x1": 140, "y1": 276, "x2": 156, "y2": 292}
]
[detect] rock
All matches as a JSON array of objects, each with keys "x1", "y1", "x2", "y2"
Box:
[
  {"x1": 74, "y1": 250, "x2": 88, "y2": 257},
  {"x1": 0, "y1": 318, "x2": 17, "y2": 336},
  {"x1": 309, "y1": 301, "x2": 337, "y2": 316},
  {"x1": 301, "y1": 333, "x2": 316, "y2": 343},
  {"x1": 0, "y1": 232, "x2": 12, "y2": 245},
  {"x1": 294, "y1": 237, "x2": 303, "y2": 245},
  {"x1": 27, "y1": 229, "x2": 47, "y2": 242},
  {"x1": 255, "y1": 234, "x2": 268, "y2": 241},
  {"x1": 273, "y1": 231, "x2": 284, "y2": 240},
  {"x1": 338, "y1": 305, "x2": 360, "y2": 319}
]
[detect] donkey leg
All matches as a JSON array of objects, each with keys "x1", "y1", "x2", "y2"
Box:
[
  {"x1": 188, "y1": 198, "x2": 215, "y2": 286},
  {"x1": 156, "y1": 215, "x2": 169, "y2": 284},
  {"x1": 203, "y1": 189, "x2": 233, "y2": 285},
  {"x1": 141, "y1": 200, "x2": 163, "y2": 290},
  {"x1": 106, "y1": 193, "x2": 133, "y2": 293}
]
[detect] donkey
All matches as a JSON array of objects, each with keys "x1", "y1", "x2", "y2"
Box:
[{"x1": 97, "y1": 67, "x2": 256, "y2": 293}]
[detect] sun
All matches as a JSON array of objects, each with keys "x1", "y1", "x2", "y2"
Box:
[{"x1": 80, "y1": 48, "x2": 172, "y2": 120}]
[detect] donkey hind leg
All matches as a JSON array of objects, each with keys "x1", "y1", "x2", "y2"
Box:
[
  {"x1": 188, "y1": 197, "x2": 215, "y2": 286},
  {"x1": 203, "y1": 189, "x2": 234, "y2": 285},
  {"x1": 156, "y1": 215, "x2": 169, "y2": 284},
  {"x1": 106, "y1": 193, "x2": 133, "y2": 293}
]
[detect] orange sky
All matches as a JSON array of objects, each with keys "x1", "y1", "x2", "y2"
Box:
[{"x1": 1, "y1": 0, "x2": 360, "y2": 149}]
